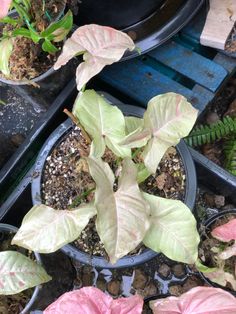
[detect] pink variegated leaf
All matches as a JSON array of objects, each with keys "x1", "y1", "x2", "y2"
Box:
[
  {"x1": 150, "y1": 286, "x2": 236, "y2": 314},
  {"x1": 44, "y1": 287, "x2": 143, "y2": 314},
  {"x1": 0, "y1": 0, "x2": 12, "y2": 19},
  {"x1": 211, "y1": 218, "x2": 236, "y2": 242},
  {"x1": 54, "y1": 24, "x2": 135, "y2": 90}
]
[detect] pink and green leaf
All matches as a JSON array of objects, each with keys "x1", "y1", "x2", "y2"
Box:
[
  {"x1": 44, "y1": 287, "x2": 143, "y2": 314},
  {"x1": 0, "y1": 251, "x2": 51, "y2": 295},
  {"x1": 87, "y1": 157, "x2": 150, "y2": 264},
  {"x1": 211, "y1": 218, "x2": 236, "y2": 242},
  {"x1": 150, "y1": 286, "x2": 236, "y2": 314},
  {"x1": 204, "y1": 269, "x2": 236, "y2": 291},
  {"x1": 54, "y1": 24, "x2": 135, "y2": 90}
]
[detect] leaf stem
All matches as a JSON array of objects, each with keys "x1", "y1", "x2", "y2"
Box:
[{"x1": 63, "y1": 108, "x2": 91, "y2": 144}]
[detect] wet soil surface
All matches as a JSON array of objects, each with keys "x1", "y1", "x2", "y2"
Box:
[
  {"x1": 192, "y1": 77, "x2": 236, "y2": 175},
  {"x1": 42, "y1": 126, "x2": 186, "y2": 257}
]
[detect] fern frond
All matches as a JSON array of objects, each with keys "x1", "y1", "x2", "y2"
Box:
[
  {"x1": 224, "y1": 138, "x2": 236, "y2": 176},
  {"x1": 185, "y1": 116, "x2": 236, "y2": 147}
]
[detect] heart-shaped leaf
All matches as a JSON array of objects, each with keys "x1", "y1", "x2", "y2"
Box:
[
  {"x1": 12, "y1": 204, "x2": 96, "y2": 253},
  {"x1": 0, "y1": 0, "x2": 12, "y2": 19},
  {"x1": 150, "y1": 286, "x2": 236, "y2": 314},
  {"x1": 0, "y1": 38, "x2": 13, "y2": 76},
  {"x1": 0, "y1": 251, "x2": 51, "y2": 295},
  {"x1": 87, "y1": 157, "x2": 150, "y2": 264},
  {"x1": 121, "y1": 93, "x2": 198, "y2": 173},
  {"x1": 73, "y1": 90, "x2": 131, "y2": 158},
  {"x1": 54, "y1": 24, "x2": 135, "y2": 90},
  {"x1": 211, "y1": 218, "x2": 236, "y2": 242},
  {"x1": 143, "y1": 192, "x2": 199, "y2": 264},
  {"x1": 44, "y1": 287, "x2": 143, "y2": 313}
]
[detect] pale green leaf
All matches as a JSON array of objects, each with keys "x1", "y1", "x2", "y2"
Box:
[
  {"x1": 142, "y1": 93, "x2": 198, "y2": 173},
  {"x1": 125, "y1": 116, "x2": 144, "y2": 135},
  {"x1": 136, "y1": 163, "x2": 151, "y2": 184},
  {"x1": 143, "y1": 192, "x2": 199, "y2": 264},
  {"x1": 12, "y1": 204, "x2": 96, "y2": 253},
  {"x1": 73, "y1": 90, "x2": 131, "y2": 158},
  {"x1": 0, "y1": 38, "x2": 13, "y2": 76},
  {"x1": 120, "y1": 127, "x2": 151, "y2": 149},
  {"x1": 0, "y1": 251, "x2": 51, "y2": 295},
  {"x1": 87, "y1": 157, "x2": 150, "y2": 264},
  {"x1": 219, "y1": 242, "x2": 236, "y2": 260}
]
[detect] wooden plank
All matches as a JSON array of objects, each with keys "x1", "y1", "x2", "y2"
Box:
[
  {"x1": 100, "y1": 59, "x2": 214, "y2": 111},
  {"x1": 200, "y1": 0, "x2": 236, "y2": 50},
  {"x1": 147, "y1": 41, "x2": 228, "y2": 92}
]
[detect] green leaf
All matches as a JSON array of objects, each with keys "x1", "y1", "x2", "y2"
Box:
[
  {"x1": 136, "y1": 163, "x2": 151, "y2": 184},
  {"x1": 0, "y1": 16, "x2": 19, "y2": 26},
  {"x1": 42, "y1": 39, "x2": 58, "y2": 53},
  {"x1": 73, "y1": 90, "x2": 131, "y2": 158},
  {"x1": 0, "y1": 251, "x2": 51, "y2": 295},
  {"x1": 87, "y1": 157, "x2": 150, "y2": 264},
  {"x1": 0, "y1": 38, "x2": 13, "y2": 76},
  {"x1": 12, "y1": 27, "x2": 32, "y2": 39},
  {"x1": 41, "y1": 10, "x2": 73, "y2": 42},
  {"x1": 12, "y1": 204, "x2": 96, "y2": 253},
  {"x1": 125, "y1": 116, "x2": 144, "y2": 135},
  {"x1": 143, "y1": 192, "x2": 199, "y2": 264},
  {"x1": 121, "y1": 93, "x2": 198, "y2": 173}
]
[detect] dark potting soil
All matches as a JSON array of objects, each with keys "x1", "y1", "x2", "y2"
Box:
[
  {"x1": 198, "y1": 214, "x2": 236, "y2": 291},
  {"x1": 193, "y1": 77, "x2": 236, "y2": 174},
  {"x1": 42, "y1": 126, "x2": 186, "y2": 257},
  {"x1": 0, "y1": 232, "x2": 33, "y2": 314}
]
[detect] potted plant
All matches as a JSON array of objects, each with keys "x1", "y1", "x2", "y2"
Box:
[
  {"x1": 10, "y1": 24, "x2": 199, "y2": 268},
  {"x1": 0, "y1": 0, "x2": 72, "y2": 84},
  {"x1": 196, "y1": 209, "x2": 236, "y2": 295},
  {"x1": 0, "y1": 223, "x2": 51, "y2": 313}
]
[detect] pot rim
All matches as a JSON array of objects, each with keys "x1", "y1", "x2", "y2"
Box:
[
  {"x1": 0, "y1": 223, "x2": 41, "y2": 313},
  {"x1": 198, "y1": 209, "x2": 236, "y2": 296},
  {"x1": 31, "y1": 101, "x2": 197, "y2": 268}
]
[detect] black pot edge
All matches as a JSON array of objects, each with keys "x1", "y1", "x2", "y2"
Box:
[
  {"x1": 0, "y1": 223, "x2": 41, "y2": 313},
  {"x1": 121, "y1": 0, "x2": 206, "y2": 61},
  {"x1": 31, "y1": 99, "x2": 197, "y2": 269},
  {"x1": 198, "y1": 209, "x2": 236, "y2": 296},
  {"x1": 189, "y1": 147, "x2": 236, "y2": 204}
]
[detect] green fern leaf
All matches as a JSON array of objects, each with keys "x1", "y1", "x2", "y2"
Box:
[{"x1": 224, "y1": 138, "x2": 236, "y2": 176}]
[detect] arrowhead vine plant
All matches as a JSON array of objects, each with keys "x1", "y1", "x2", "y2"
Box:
[{"x1": 1, "y1": 10, "x2": 200, "y2": 265}]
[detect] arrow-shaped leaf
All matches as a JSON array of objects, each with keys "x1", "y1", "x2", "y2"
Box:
[
  {"x1": 12, "y1": 204, "x2": 96, "y2": 253},
  {"x1": 0, "y1": 251, "x2": 51, "y2": 295},
  {"x1": 87, "y1": 157, "x2": 150, "y2": 264},
  {"x1": 73, "y1": 90, "x2": 131, "y2": 158},
  {"x1": 143, "y1": 192, "x2": 199, "y2": 264}
]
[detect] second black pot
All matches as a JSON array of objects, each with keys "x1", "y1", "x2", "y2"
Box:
[{"x1": 31, "y1": 102, "x2": 197, "y2": 269}]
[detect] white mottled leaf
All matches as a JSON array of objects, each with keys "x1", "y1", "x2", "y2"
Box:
[
  {"x1": 54, "y1": 24, "x2": 135, "y2": 90},
  {"x1": 12, "y1": 204, "x2": 96, "y2": 253},
  {"x1": 0, "y1": 251, "x2": 51, "y2": 295},
  {"x1": 87, "y1": 157, "x2": 150, "y2": 264},
  {"x1": 143, "y1": 192, "x2": 199, "y2": 263},
  {"x1": 73, "y1": 90, "x2": 131, "y2": 158}
]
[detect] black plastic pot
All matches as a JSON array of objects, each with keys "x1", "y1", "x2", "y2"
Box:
[
  {"x1": 31, "y1": 101, "x2": 197, "y2": 269},
  {"x1": 72, "y1": 0, "x2": 206, "y2": 60},
  {"x1": 199, "y1": 209, "x2": 236, "y2": 296},
  {"x1": 0, "y1": 223, "x2": 41, "y2": 314}
]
